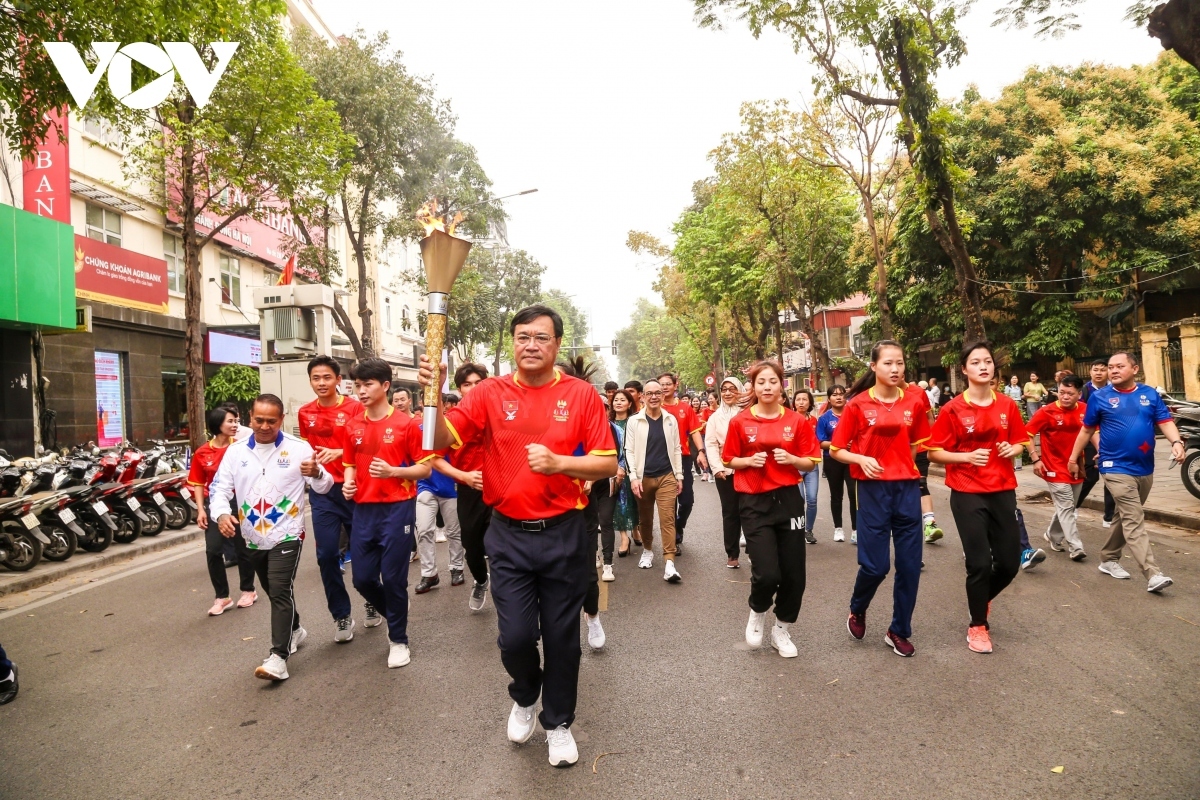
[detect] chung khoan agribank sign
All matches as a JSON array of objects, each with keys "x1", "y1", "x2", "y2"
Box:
[
  {"x1": 43, "y1": 42, "x2": 239, "y2": 110},
  {"x1": 75, "y1": 234, "x2": 169, "y2": 313}
]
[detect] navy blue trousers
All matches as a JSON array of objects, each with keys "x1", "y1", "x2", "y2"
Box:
[
  {"x1": 849, "y1": 479, "x2": 923, "y2": 639},
  {"x1": 350, "y1": 500, "x2": 415, "y2": 645},
  {"x1": 310, "y1": 484, "x2": 355, "y2": 620},
  {"x1": 485, "y1": 511, "x2": 590, "y2": 731}
]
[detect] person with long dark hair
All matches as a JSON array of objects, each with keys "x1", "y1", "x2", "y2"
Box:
[
  {"x1": 831, "y1": 341, "x2": 931, "y2": 658},
  {"x1": 793, "y1": 389, "x2": 820, "y2": 544},
  {"x1": 926, "y1": 341, "x2": 1030, "y2": 654},
  {"x1": 705, "y1": 376, "x2": 746, "y2": 568},
  {"x1": 609, "y1": 390, "x2": 640, "y2": 559},
  {"x1": 816, "y1": 385, "x2": 856, "y2": 543},
  {"x1": 722, "y1": 362, "x2": 820, "y2": 658}
]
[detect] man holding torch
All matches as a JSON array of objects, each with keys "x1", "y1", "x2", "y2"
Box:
[{"x1": 418, "y1": 304, "x2": 617, "y2": 769}]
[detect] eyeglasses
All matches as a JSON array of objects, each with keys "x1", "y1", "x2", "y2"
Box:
[
  {"x1": 643, "y1": 390, "x2": 664, "y2": 397},
  {"x1": 514, "y1": 334, "x2": 555, "y2": 347}
]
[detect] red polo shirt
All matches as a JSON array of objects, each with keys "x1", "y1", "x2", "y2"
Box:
[
  {"x1": 297, "y1": 394, "x2": 363, "y2": 484},
  {"x1": 723, "y1": 406, "x2": 821, "y2": 494},
  {"x1": 830, "y1": 386, "x2": 931, "y2": 481},
  {"x1": 1026, "y1": 401, "x2": 1086, "y2": 484},
  {"x1": 663, "y1": 398, "x2": 703, "y2": 457},
  {"x1": 342, "y1": 407, "x2": 433, "y2": 503},
  {"x1": 927, "y1": 391, "x2": 1030, "y2": 493},
  {"x1": 187, "y1": 441, "x2": 229, "y2": 498},
  {"x1": 445, "y1": 369, "x2": 616, "y2": 520}
]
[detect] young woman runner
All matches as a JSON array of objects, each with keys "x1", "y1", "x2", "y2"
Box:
[
  {"x1": 816, "y1": 385, "x2": 856, "y2": 543},
  {"x1": 926, "y1": 341, "x2": 1029, "y2": 654},
  {"x1": 831, "y1": 341, "x2": 931, "y2": 658},
  {"x1": 793, "y1": 389, "x2": 821, "y2": 544},
  {"x1": 609, "y1": 390, "x2": 640, "y2": 558},
  {"x1": 722, "y1": 362, "x2": 820, "y2": 658}
]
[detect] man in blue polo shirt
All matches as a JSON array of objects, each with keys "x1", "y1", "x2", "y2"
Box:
[{"x1": 1069, "y1": 351, "x2": 1185, "y2": 593}]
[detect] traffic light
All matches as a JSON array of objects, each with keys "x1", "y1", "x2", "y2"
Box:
[{"x1": 611, "y1": 339, "x2": 617, "y2": 355}]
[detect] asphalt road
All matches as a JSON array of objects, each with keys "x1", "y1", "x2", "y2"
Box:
[{"x1": 0, "y1": 477, "x2": 1197, "y2": 799}]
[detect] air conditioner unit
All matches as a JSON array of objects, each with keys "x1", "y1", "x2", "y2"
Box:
[{"x1": 264, "y1": 307, "x2": 316, "y2": 357}]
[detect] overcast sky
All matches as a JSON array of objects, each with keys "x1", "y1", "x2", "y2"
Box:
[{"x1": 313, "y1": 1, "x2": 1163, "y2": 376}]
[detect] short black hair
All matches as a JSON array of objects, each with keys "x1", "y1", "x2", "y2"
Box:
[
  {"x1": 443, "y1": 393, "x2": 460, "y2": 405},
  {"x1": 624, "y1": 380, "x2": 642, "y2": 392},
  {"x1": 350, "y1": 357, "x2": 392, "y2": 385},
  {"x1": 392, "y1": 387, "x2": 411, "y2": 399},
  {"x1": 252, "y1": 394, "x2": 285, "y2": 416},
  {"x1": 1059, "y1": 374, "x2": 1085, "y2": 391},
  {"x1": 959, "y1": 339, "x2": 995, "y2": 369},
  {"x1": 454, "y1": 362, "x2": 489, "y2": 387},
  {"x1": 658, "y1": 372, "x2": 678, "y2": 384},
  {"x1": 206, "y1": 406, "x2": 235, "y2": 437},
  {"x1": 1091, "y1": 359, "x2": 1108, "y2": 369},
  {"x1": 219, "y1": 401, "x2": 240, "y2": 418},
  {"x1": 306, "y1": 354, "x2": 340, "y2": 377},
  {"x1": 1109, "y1": 350, "x2": 1139, "y2": 367},
  {"x1": 604, "y1": 381, "x2": 619, "y2": 391},
  {"x1": 509, "y1": 304, "x2": 563, "y2": 338}
]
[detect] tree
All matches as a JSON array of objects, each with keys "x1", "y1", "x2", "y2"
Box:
[
  {"x1": 205, "y1": 364, "x2": 260, "y2": 420},
  {"x1": 615, "y1": 298, "x2": 689, "y2": 383}
]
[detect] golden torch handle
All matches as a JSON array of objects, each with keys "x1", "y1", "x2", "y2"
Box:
[{"x1": 422, "y1": 293, "x2": 449, "y2": 450}]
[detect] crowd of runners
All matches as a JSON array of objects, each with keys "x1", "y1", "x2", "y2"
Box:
[{"x1": 78, "y1": 302, "x2": 1182, "y2": 768}]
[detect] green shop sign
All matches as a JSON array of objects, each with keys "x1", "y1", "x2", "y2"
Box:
[{"x1": 0, "y1": 204, "x2": 75, "y2": 329}]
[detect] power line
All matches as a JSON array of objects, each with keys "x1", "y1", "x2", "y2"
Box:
[
  {"x1": 967, "y1": 262, "x2": 1199, "y2": 296},
  {"x1": 969, "y1": 248, "x2": 1200, "y2": 286}
]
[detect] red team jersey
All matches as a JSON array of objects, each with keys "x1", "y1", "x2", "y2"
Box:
[
  {"x1": 297, "y1": 394, "x2": 363, "y2": 483},
  {"x1": 342, "y1": 407, "x2": 433, "y2": 504},
  {"x1": 453, "y1": 437, "x2": 485, "y2": 475},
  {"x1": 663, "y1": 399, "x2": 703, "y2": 456},
  {"x1": 445, "y1": 370, "x2": 616, "y2": 520},
  {"x1": 1025, "y1": 401, "x2": 1086, "y2": 484},
  {"x1": 723, "y1": 406, "x2": 822, "y2": 494},
  {"x1": 926, "y1": 391, "x2": 1030, "y2": 493},
  {"x1": 187, "y1": 441, "x2": 230, "y2": 498},
  {"x1": 830, "y1": 387, "x2": 932, "y2": 482}
]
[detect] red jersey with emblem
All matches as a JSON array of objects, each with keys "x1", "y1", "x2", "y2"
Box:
[
  {"x1": 187, "y1": 441, "x2": 230, "y2": 498},
  {"x1": 1026, "y1": 401, "x2": 1085, "y2": 484},
  {"x1": 723, "y1": 406, "x2": 821, "y2": 494},
  {"x1": 663, "y1": 399, "x2": 703, "y2": 456},
  {"x1": 445, "y1": 370, "x2": 616, "y2": 520},
  {"x1": 830, "y1": 387, "x2": 932, "y2": 482},
  {"x1": 452, "y1": 437, "x2": 485, "y2": 475},
  {"x1": 927, "y1": 391, "x2": 1030, "y2": 493},
  {"x1": 342, "y1": 408, "x2": 432, "y2": 503},
  {"x1": 297, "y1": 395, "x2": 363, "y2": 483}
]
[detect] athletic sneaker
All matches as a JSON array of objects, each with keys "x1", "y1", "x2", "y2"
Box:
[
  {"x1": 804, "y1": 529, "x2": 817, "y2": 545},
  {"x1": 469, "y1": 580, "x2": 489, "y2": 612},
  {"x1": 770, "y1": 624, "x2": 798, "y2": 658},
  {"x1": 254, "y1": 653, "x2": 288, "y2": 681},
  {"x1": 923, "y1": 522, "x2": 943, "y2": 544},
  {"x1": 1020, "y1": 548, "x2": 1047, "y2": 571},
  {"x1": 967, "y1": 625, "x2": 992, "y2": 654},
  {"x1": 547, "y1": 725, "x2": 579, "y2": 768},
  {"x1": 1099, "y1": 560, "x2": 1131, "y2": 580},
  {"x1": 664, "y1": 560, "x2": 682, "y2": 583},
  {"x1": 745, "y1": 609, "x2": 766, "y2": 648},
  {"x1": 1069, "y1": 548, "x2": 1087, "y2": 562},
  {"x1": 1102, "y1": 518, "x2": 1113, "y2": 528},
  {"x1": 507, "y1": 701, "x2": 537, "y2": 744},
  {"x1": 334, "y1": 616, "x2": 355, "y2": 643},
  {"x1": 1043, "y1": 531, "x2": 1065, "y2": 552},
  {"x1": 884, "y1": 630, "x2": 915, "y2": 657},
  {"x1": 1147, "y1": 574, "x2": 1173, "y2": 593},
  {"x1": 435, "y1": 531, "x2": 447, "y2": 543},
  {"x1": 739, "y1": 533, "x2": 746, "y2": 548},
  {"x1": 207, "y1": 597, "x2": 234, "y2": 616},
  {"x1": 726, "y1": 558, "x2": 739, "y2": 569},
  {"x1": 602, "y1": 564, "x2": 615, "y2": 582},
  {"x1": 289, "y1": 626, "x2": 307, "y2": 654},
  {"x1": 451, "y1": 569, "x2": 465, "y2": 586},
  {"x1": 638, "y1": 550, "x2": 653, "y2": 569},
  {"x1": 415, "y1": 575, "x2": 440, "y2": 594},
  {"x1": 833, "y1": 527, "x2": 845, "y2": 542},
  {"x1": 847, "y1": 611, "x2": 866, "y2": 640},
  {"x1": 338, "y1": 554, "x2": 346, "y2": 573},
  {"x1": 387, "y1": 642, "x2": 410, "y2": 668},
  {"x1": 364, "y1": 603, "x2": 383, "y2": 627},
  {"x1": 236, "y1": 591, "x2": 257, "y2": 609},
  {"x1": 585, "y1": 613, "x2": 605, "y2": 649},
  {"x1": 850, "y1": 530, "x2": 857, "y2": 544}
]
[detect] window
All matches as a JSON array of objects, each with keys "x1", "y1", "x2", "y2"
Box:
[
  {"x1": 219, "y1": 253, "x2": 241, "y2": 306},
  {"x1": 82, "y1": 116, "x2": 122, "y2": 148},
  {"x1": 85, "y1": 203, "x2": 121, "y2": 246},
  {"x1": 402, "y1": 305, "x2": 411, "y2": 332},
  {"x1": 161, "y1": 357, "x2": 188, "y2": 439},
  {"x1": 384, "y1": 297, "x2": 393, "y2": 332},
  {"x1": 164, "y1": 234, "x2": 183, "y2": 293}
]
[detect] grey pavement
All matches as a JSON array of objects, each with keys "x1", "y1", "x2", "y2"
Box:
[{"x1": 0, "y1": 477, "x2": 1197, "y2": 799}]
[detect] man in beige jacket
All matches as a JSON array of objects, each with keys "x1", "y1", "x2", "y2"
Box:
[{"x1": 624, "y1": 379, "x2": 684, "y2": 583}]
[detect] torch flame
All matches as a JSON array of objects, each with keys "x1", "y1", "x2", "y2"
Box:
[{"x1": 416, "y1": 199, "x2": 464, "y2": 238}]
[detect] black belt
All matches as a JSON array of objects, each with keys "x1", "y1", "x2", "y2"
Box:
[{"x1": 492, "y1": 508, "x2": 580, "y2": 532}]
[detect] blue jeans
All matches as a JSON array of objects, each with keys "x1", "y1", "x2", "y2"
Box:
[
  {"x1": 849, "y1": 479, "x2": 923, "y2": 639},
  {"x1": 800, "y1": 466, "x2": 819, "y2": 533},
  {"x1": 350, "y1": 500, "x2": 416, "y2": 644}
]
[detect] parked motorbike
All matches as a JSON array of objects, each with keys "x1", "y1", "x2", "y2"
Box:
[
  {"x1": 0, "y1": 495, "x2": 51, "y2": 571},
  {"x1": 1165, "y1": 394, "x2": 1200, "y2": 500}
]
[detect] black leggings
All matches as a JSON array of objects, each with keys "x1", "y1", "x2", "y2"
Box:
[
  {"x1": 823, "y1": 457, "x2": 857, "y2": 530},
  {"x1": 949, "y1": 490, "x2": 1021, "y2": 627},
  {"x1": 204, "y1": 502, "x2": 255, "y2": 599},
  {"x1": 457, "y1": 484, "x2": 490, "y2": 585},
  {"x1": 715, "y1": 473, "x2": 742, "y2": 559},
  {"x1": 593, "y1": 478, "x2": 616, "y2": 565}
]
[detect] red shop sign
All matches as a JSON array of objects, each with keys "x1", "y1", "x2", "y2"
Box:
[
  {"x1": 74, "y1": 234, "x2": 169, "y2": 313},
  {"x1": 22, "y1": 109, "x2": 71, "y2": 224}
]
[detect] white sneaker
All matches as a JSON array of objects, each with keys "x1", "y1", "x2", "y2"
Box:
[
  {"x1": 1099, "y1": 560, "x2": 1131, "y2": 580},
  {"x1": 1102, "y1": 519, "x2": 1112, "y2": 528},
  {"x1": 288, "y1": 626, "x2": 307, "y2": 654},
  {"x1": 387, "y1": 642, "x2": 411, "y2": 668},
  {"x1": 638, "y1": 550, "x2": 653, "y2": 569},
  {"x1": 1043, "y1": 531, "x2": 1065, "y2": 552},
  {"x1": 664, "y1": 560, "x2": 682, "y2": 583},
  {"x1": 1147, "y1": 574, "x2": 1173, "y2": 593},
  {"x1": 739, "y1": 533, "x2": 746, "y2": 548},
  {"x1": 833, "y1": 527, "x2": 845, "y2": 542},
  {"x1": 364, "y1": 603, "x2": 383, "y2": 627},
  {"x1": 745, "y1": 609, "x2": 766, "y2": 648},
  {"x1": 333, "y1": 616, "x2": 355, "y2": 643},
  {"x1": 435, "y1": 531, "x2": 447, "y2": 543},
  {"x1": 585, "y1": 613, "x2": 606, "y2": 649},
  {"x1": 770, "y1": 623, "x2": 798, "y2": 658},
  {"x1": 596, "y1": 551, "x2": 602, "y2": 568},
  {"x1": 601, "y1": 564, "x2": 615, "y2": 582},
  {"x1": 850, "y1": 530, "x2": 857, "y2": 544},
  {"x1": 507, "y1": 701, "x2": 538, "y2": 743},
  {"x1": 254, "y1": 653, "x2": 288, "y2": 681},
  {"x1": 547, "y1": 725, "x2": 579, "y2": 767}
]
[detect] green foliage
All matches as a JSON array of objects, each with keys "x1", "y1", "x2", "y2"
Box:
[
  {"x1": 205, "y1": 364, "x2": 260, "y2": 412},
  {"x1": 615, "y1": 299, "x2": 689, "y2": 384}
]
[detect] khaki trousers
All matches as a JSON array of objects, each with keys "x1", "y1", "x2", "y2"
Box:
[
  {"x1": 636, "y1": 474, "x2": 678, "y2": 561},
  {"x1": 1101, "y1": 473, "x2": 1160, "y2": 578}
]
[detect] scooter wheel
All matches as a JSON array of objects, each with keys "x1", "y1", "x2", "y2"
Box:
[
  {"x1": 163, "y1": 500, "x2": 189, "y2": 530},
  {"x1": 112, "y1": 510, "x2": 142, "y2": 544},
  {"x1": 1182, "y1": 450, "x2": 1200, "y2": 501},
  {"x1": 79, "y1": 520, "x2": 112, "y2": 553},
  {"x1": 40, "y1": 523, "x2": 78, "y2": 562},
  {"x1": 1, "y1": 522, "x2": 43, "y2": 571},
  {"x1": 141, "y1": 505, "x2": 165, "y2": 536}
]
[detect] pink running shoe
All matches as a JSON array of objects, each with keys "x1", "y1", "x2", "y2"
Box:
[
  {"x1": 237, "y1": 591, "x2": 257, "y2": 609},
  {"x1": 967, "y1": 624, "x2": 993, "y2": 654},
  {"x1": 208, "y1": 597, "x2": 234, "y2": 616}
]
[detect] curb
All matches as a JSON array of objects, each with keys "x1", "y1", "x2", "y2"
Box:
[{"x1": 0, "y1": 526, "x2": 204, "y2": 598}]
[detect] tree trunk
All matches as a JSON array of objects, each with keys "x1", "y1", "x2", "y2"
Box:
[
  {"x1": 1149, "y1": 0, "x2": 1200, "y2": 70},
  {"x1": 494, "y1": 317, "x2": 504, "y2": 375},
  {"x1": 801, "y1": 313, "x2": 832, "y2": 388},
  {"x1": 178, "y1": 100, "x2": 207, "y2": 451},
  {"x1": 774, "y1": 304, "x2": 785, "y2": 364},
  {"x1": 862, "y1": 199, "x2": 894, "y2": 339},
  {"x1": 340, "y1": 186, "x2": 375, "y2": 357},
  {"x1": 709, "y1": 312, "x2": 722, "y2": 379}
]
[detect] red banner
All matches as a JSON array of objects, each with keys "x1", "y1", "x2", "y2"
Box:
[
  {"x1": 74, "y1": 235, "x2": 169, "y2": 313},
  {"x1": 23, "y1": 109, "x2": 70, "y2": 223}
]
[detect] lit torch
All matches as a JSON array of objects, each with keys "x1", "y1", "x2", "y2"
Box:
[{"x1": 416, "y1": 200, "x2": 472, "y2": 449}]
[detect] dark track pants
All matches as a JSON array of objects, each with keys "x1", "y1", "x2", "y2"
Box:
[
  {"x1": 823, "y1": 457, "x2": 857, "y2": 531},
  {"x1": 715, "y1": 473, "x2": 742, "y2": 560},
  {"x1": 949, "y1": 490, "x2": 1021, "y2": 627},
  {"x1": 457, "y1": 484, "x2": 490, "y2": 585},
  {"x1": 0, "y1": 642, "x2": 11, "y2": 675},
  {"x1": 676, "y1": 455, "x2": 695, "y2": 542},
  {"x1": 849, "y1": 479, "x2": 922, "y2": 639},
  {"x1": 351, "y1": 500, "x2": 416, "y2": 645},
  {"x1": 246, "y1": 541, "x2": 303, "y2": 659},
  {"x1": 740, "y1": 486, "x2": 807, "y2": 623},
  {"x1": 309, "y1": 484, "x2": 355, "y2": 620},
  {"x1": 485, "y1": 510, "x2": 590, "y2": 731},
  {"x1": 204, "y1": 501, "x2": 254, "y2": 599}
]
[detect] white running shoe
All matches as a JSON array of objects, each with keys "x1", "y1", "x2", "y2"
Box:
[
  {"x1": 333, "y1": 616, "x2": 355, "y2": 643},
  {"x1": 1043, "y1": 531, "x2": 1065, "y2": 552},
  {"x1": 254, "y1": 653, "x2": 288, "y2": 681},
  {"x1": 664, "y1": 560, "x2": 682, "y2": 583},
  {"x1": 745, "y1": 609, "x2": 766, "y2": 648},
  {"x1": 507, "y1": 701, "x2": 538, "y2": 743},
  {"x1": 850, "y1": 530, "x2": 857, "y2": 544},
  {"x1": 1099, "y1": 560, "x2": 1131, "y2": 579},
  {"x1": 770, "y1": 623, "x2": 798, "y2": 658},
  {"x1": 1102, "y1": 519, "x2": 1113, "y2": 528},
  {"x1": 289, "y1": 626, "x2": 307, "y2": 654},
  {"x1": 547, "y1": 725, "x2": 579, "y2": 767},
  {"x1": 585, "y1": 613, "x2": 606, "y2": 649},
  {"x1": 638, "y1": 550, "x2": 653, "y2": 569},
  {"x1": 739, "y1": 533, "x2": 746, "y2": 548},
  {"x1": 601, "y1": 564, "x2": 615, "y2": 582},
  {"x1": 435, "y1": 531, "x2": 447, "y2": 543},
  {"x1": 833, "y1": 527, "x2": 845, "y2": 542},
  {"x1": 596, "y1": 551, "x2": 602, "y2": 568},
  {"x1": 387, "y1": 642, "x2": 411, "y2": 668},
  {"x1": 1147, "y1": 574, "x2": 1173, "y2": 593}
]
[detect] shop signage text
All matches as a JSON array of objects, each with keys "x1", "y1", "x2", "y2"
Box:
[
  {"x1": 22, "y1": 110, "x2": 70, "y2": 224},
  {"x1": 75, "y1": 235, "x2": 169, "y2": 313}
]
